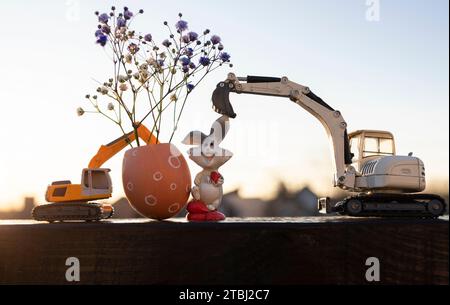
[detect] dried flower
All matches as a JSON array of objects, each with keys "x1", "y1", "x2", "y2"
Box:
[
  {"x1": 188, "y1": 32, "x2": 198, "y2": 42},
  {"x1": 220, "y1": 52, "x2": 231, "y2": 62},
  {"x1": 128, "y1": 43, "x2": 139, "y2": 54},
  {"x1": 184, "y1": 48, "x2": 194, "y2": 57},
  {"x1": 118, "y1": 75, "x2": 128, "y2": 83},
  {"x1": 162, "y1": 39, "x2": 172, "y2": 48},
  {"x1": 107, "y1": 103, "x2": 115, "y2": 110},
  {"x1": 180, "y1": 56, "x2": 190, "y2": 66},
  {"x1": 117, "y1": 17, "x2": 126, "y2": 28},
  {"x1": 77, "y1": 107, "x2": 85, "y2": 116},
  {"x1": 182, "y1": 65, "x2": 189, "y2": 73},
  {"x1": 144, "y1": 34, "x2": 152, "y2": 42},
  {"x1": 98, "y1": 13, "x2": 109, "y2": 24},
  {"x1": 170, "y1": 94, "x2": 178, "y2": 102},
  {"x1": 119, "y1": 83, "x2": 128, "y2": 91},
  {"x1": 100, "y1": 87, "x2": 109, "y2": 95},
  {"x1": 124, "y1": 9, "x2": 133, "y2": 20},
  {"x1": 187, "y1": 83, "x2": 195, "y2": 92},
  {"x1": 182, "y1": 35, "x2": 190, "y2": 44},
  {"x1": 175, "y1": 20, "x2": 188, "y2": 32},
  {"x1": 218, "y1": 43, "x2": 224, "y2": 51},
  {"x1": 96, "y1": 34, "x2": 108, "y2": 47},
  {"x1": 125, "y1": 54, "x2": 132, "y2": 64},
  {"x1": 199, "y1": 56, "x2": 210, "y2": 66},
  {"x1": 210, "y1": 35, "x2": 221, "y2": 45}
]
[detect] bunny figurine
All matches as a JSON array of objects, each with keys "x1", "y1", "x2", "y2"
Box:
[{"x1": 182, "y1": 115, "x2": 233, "y2": 222}]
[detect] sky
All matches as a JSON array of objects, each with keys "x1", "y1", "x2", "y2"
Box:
[{"x1": 0, "y1": 0, "x2": 448, "y2": 211}]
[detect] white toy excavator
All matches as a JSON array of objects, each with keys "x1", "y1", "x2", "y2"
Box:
[{"x1": 211, "y1": 73, "x2": 446, "y2": 218}]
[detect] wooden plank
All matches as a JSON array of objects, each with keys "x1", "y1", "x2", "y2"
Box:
[{"x1": 0, "y1": 217, "x2": 448, "y2": 285}]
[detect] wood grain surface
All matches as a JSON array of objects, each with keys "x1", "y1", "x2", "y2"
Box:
[{"x1": 0, "y1": 217, "x2": 448, "y2": 285}]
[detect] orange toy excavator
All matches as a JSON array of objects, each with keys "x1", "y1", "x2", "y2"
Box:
[{"x1": 32, "y1": 125, "x2": 159, "y2": 222}]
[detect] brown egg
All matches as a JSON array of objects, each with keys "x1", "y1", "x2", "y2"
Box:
[{"x1": 122, "y1": 144, "x2": 191, "y2": 220}]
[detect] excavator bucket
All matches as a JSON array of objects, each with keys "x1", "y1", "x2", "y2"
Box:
[{"x1": 212, "y1": 82, "x2": 237, "y2": 119}]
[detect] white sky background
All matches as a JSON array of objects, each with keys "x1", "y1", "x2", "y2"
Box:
[{"x1": 0, "y1": 0, "x2": 448, "y2": 210}]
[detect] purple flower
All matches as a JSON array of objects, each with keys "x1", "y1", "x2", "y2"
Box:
[
  {"x1": 128, "y1": 43, "x2": 140, "y2": 54},
  {"x1": 220, "y1": 52, "x2": 231, "y2": 62},
  {"x1": 218, "y1": 43, "x2": 224, "y2": 51},
  {"x1": 124, "y1": 10, "x2": 133, "y2": 20},
  {"x1": 182, "y1": 65, "x2": 189, "y2": 73},
  {"x1": 162, "y1": 39, "x2": 172, "y2": 48},
  {"x1": 98, "y1": 13, "x2": 109, "y2": 23},
  {"x1": 96, "y1": 34, "x2": 108, "y2": 47},
  {"x1": 158, "y1": 59, "x2": 165, "y2": 67},
  {"x1": 187, "y1": 83, "x2": 195, "y2": 91},
  {"x1": 102, "y1": 25, "x2": 111, "y2": 34},
  {"x1": 199, "y1": 56, "x2": 211, "y2": 66},
  {"x1": 144, "y1": 34, "x2": 152, "y2": 42},
  {"x1": 188, "y1": 32, "x2": 198, "y2": 41},
  {"x1": 117, "y1": 17, "x2": 126, "y2": 27},
  {"x1": 180, "y1": 56, "x2": 190, "y2": 66},
  {"x1": 189, "y1": 62, "x2": 196, "y2": 69},
  {"x1": 95, "y1": 29, "x2": 103, "y2": 37},
  {"x1": 175, "y1": 20, "x2": 188, "y2": 32},
  {"x1": 210, "y1": 35, "x2": 221, "y2": 45},
  {"x1": 184, "y1": 48, "x2": 194, "y2": 57},
  {"x1": 182, "y1": 35, "x2": 190, "y2": 44}
]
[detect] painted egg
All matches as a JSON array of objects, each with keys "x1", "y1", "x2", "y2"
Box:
[{"x1": 122, "y1": 143, "x2": 191, "y2": 220}]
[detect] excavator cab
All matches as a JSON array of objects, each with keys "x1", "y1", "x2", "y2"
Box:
[
  {"x1": 81, "y1": 168, "x2": 112, "y2": 197},
  {"x1": 349, "y1": 130, "x2": 396, "y2": 171}
]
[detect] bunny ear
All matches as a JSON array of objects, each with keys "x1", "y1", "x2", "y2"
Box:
[
  {"x1": 209, "y1": 115, "x2": 230, "y2": 144},
  {"x1": 182, "y1": 131, "x2": 208, "y2": 146}
]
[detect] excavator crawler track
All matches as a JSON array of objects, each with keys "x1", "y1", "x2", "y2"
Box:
[
  {"x1": 334, "y1": 193, "x2": 447, "y2": 218},
  {"x1": 32, "y1": 202, "x2": 114, "y2": 223}
]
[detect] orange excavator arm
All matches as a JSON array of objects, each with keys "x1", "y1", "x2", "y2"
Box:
[{"x1": 88, "y1": 124, "x2": 159, "y2": 169}]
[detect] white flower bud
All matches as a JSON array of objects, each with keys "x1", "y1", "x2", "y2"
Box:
[{"x1": 77, "y1": 107, "x2": 85, "y2": 116}]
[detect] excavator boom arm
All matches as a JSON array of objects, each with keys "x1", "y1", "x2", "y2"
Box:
[
  {"x1": 88, "y1": 124, "x2": 159, "y2": 168},
  {"x1": 212, "y1": 73, "x2": 355, "y2": 189}
]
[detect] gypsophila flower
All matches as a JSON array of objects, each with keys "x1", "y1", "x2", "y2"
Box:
[
  {"x1": 77, "y1": 107, "x2": 85, "y2": 116},
  {"x1": 182, "y1": 65, "x2": 189, "y2": 73},
  {"x1": 128, "y1": 43, "x2": 139, "y2": 54},
  {"x1": 96, "y1": 34, "x2": 108, "y2": 46},
  {"x1": 118, "y1": 75, "x2": 128, "y2": 83},
  {"x1": 189, "y1": 62, "x2": 196, "y2": 69},
  {"x1": 199, "y1": 56, "x2": 210, "y2": 66},
  {"x1": 124, "y1": 9, "x2": 133, "y2": 20},
  {"x1": 102, "y1": 25, "x2": 111, "y2": 34},
  {"x1": 144, "y1": 34, "x2": 152, "y2": 42},
  {"x1": 107, "y1": 103, "x2": 115, "y2": 111},
  {"x1": 218, "y1": 44, "x2": 224, "y2": 51},
  {"x1": 100, "y1": 87, "x2": 109, "y2": 95},
  {"x1": 188, "y1": 32, "x2": 198, "y2": 42},
  {"x1": 187, "y1": 83, "x2": 195, "y2": 91},
  {"x1": 182, "y1": 35, "x2": 190, "y2": 44},
  {"x1": 210, "y1": 35, "x2": 221, "y2": 45},
  {"x1": 175, "y1": 20, "x2": 188, "y2": 32},
  {"x1": 180, "y1": 56, "x2": 190, "y2": 66},
  {"x1": 117, "y1": 17, "x2": 126, "y2": 28},
  {"x1": 119, "y1": 83, "x2": 128, "y2": 91},
  {"x1": 95, "y1": 30, "x2": 103, "y2": 37},
  {"x1": 220, "y1": 52, "x2": 231, "y2": 62},
  {"x1": 162, "y1": 39, "x2": 172, "y2": 48},
  {"x1": 98, "y1": 13, "x2": 109, "y2": 23},
  {"x1": 184, "y1": 48, "x2": 194, "y2": 57},
  {"x1": 170, "y1": 94, "x2": 178, "y2": 102}
]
